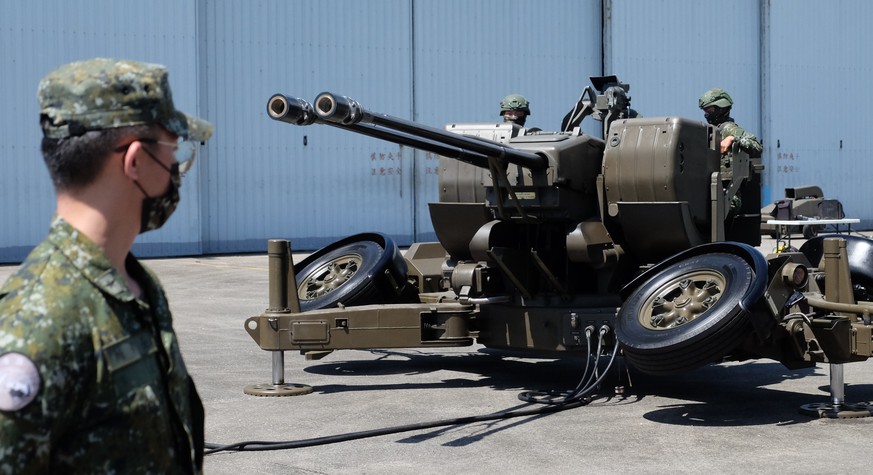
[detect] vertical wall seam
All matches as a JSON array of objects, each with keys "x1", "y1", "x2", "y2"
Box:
[
  {"x1": 760, "y1": 0, "x2": 771, "y2": 204},
  {"x1": 601, "y1": 0, "x2": 611, "y2": 75},
  {"x1": 196, "y1": 0, "x2": 209, "y2": 253},
  {"x1": 410, "y1": 0, "x2": 418, "y2": 239}
]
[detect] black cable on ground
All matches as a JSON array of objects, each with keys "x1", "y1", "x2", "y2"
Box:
[
  {"x1": 205, "y1": 324, "x2": 621, "y2": 455},
  {"x1": 518, "y1": 325, "x2": 620, "y2": 406},
  {"x1": 204, "y1": 397, "x2": 588, "y2": 454}
]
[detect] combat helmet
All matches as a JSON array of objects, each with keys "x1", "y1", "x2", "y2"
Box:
[
  {"x1": 500, "y1": 94, "x2": 530, "y2": 126},
  {"x1": 698, "y1": 88, "x2": 733, "y2": 110},
  {"x1": 699, "y1": 88, "x2": 734, "y2": 125},
  {"x1": 500, "y1": 94, "x2": 531, "y2": 115}
]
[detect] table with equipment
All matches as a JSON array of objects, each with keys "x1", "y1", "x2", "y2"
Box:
[{"x1": 766, "y1": 218, "x2": 860, "y2": 250}]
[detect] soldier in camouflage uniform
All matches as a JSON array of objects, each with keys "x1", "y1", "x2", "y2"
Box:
[
  {"x1": 698, "y1": 87, "x2": 763, "y2": 158},
  {"x1": 500, "y1": 94, "x2": 531, "y2": 127},
  {"x1": 0, "y1": 58, "x2": 212, "y2": 473}
]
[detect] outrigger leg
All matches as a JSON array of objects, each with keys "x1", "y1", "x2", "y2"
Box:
[
  {"x1": 799, "y1": 238, "x2": 873, "y2": 418},
  {"x1": 243, "y1": 239, "x2": 313, "y2": 397},
  {"x1": 799, "y1": 363, "x2": 873, "y2": 418}
]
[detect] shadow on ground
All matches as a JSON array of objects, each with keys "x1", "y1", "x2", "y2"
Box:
[{"x1": 300, "y1": 347, "x2": 871, "y2": 428}]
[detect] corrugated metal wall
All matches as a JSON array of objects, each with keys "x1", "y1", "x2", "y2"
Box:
[
  {"x1": 605, "y1": 0, "x2": 761, "y2": 135},
  {"x1": 200, "y1": 0, "x2": 416, "y2": 253},
  {"x1": 3, "y1": 0, "x2": 873, "y2": 262},
  {"x1": 764, "y1": 0, "x2": 873, "y2": 227},
  {"x1": 0, "y1": 0, "x2": 203, "y2": 261}
]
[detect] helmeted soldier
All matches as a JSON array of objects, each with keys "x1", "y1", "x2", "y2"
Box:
[
  {"x1": 500, "y1": 93, "x2": 531, "y2": 127},
  {"x1": 698, "y1": 87, "x2": 762, "y2": 158},
  {"x1": 0, "y1": 58, "x2": 212, "y2": 473}
]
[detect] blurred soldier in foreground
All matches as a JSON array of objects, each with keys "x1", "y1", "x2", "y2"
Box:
[
  {"x1": 500, "y1": 93, "x2": 531, "y2": 127},
  {"x1": 698, "y1": 87, "x2": 763, "y2": 158},
  {"x1": 0, "y1": 58, "x2": 212, "y2": 473}
]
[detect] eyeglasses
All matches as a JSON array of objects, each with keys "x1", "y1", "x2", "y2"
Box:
[
  {"x1": 114, "y1": 138, "x2": 199, "y2": 175},
  {"x1": 139, "y1": 138, "x2": 198, "y2": 175}
]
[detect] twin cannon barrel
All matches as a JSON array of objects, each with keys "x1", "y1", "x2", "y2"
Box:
[{"x1": 267, "y1": 92, "x2": 548, "y2": 171}]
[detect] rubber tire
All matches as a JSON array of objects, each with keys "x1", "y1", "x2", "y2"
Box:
[
  {"x1": 616, "y1": 253, "x2": 754, "y2": 376},
  {"x1": 294, "y1": 234, "x2": 407, "y2": 311}
]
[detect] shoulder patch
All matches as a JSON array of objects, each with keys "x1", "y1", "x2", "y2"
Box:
[{"x1": 0, "y1": 352, "x2": 41, "y2": 411}]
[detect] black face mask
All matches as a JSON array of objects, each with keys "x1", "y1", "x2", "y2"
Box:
[
  {"x1": 134, "y1": 148, "x2": 182, "y2": 234},
  {"x1": 704, "y1": 107, "x2": 730, "y2": 126},
  {"x1": 503, "y1": 113, "x2": 527, "y2": 127}
]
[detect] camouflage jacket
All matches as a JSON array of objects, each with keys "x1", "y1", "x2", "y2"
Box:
[
  {"x1": 0, "y1": 217, "x2": 204, "y2": 474},
  {"x1": 720, "y1": 120, "x2": 763, "y2": 158}
]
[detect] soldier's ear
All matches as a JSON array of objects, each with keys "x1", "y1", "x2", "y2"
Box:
[{"x1": 120, "y1": 140, "x2": 145, "y2": 181}]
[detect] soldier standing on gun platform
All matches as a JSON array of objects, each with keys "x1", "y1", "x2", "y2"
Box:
[
  {"x1": 699, "y1": 87, "x2": 763, "y2": 217},
  {"x1": 698, "y1": 87, "x2": 763, "y2": 158},
  {"x1": 0, "y1": 58, "x2": 212, "y2": 473}
]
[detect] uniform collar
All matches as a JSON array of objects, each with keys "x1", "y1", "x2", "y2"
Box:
[{"x1": 46, "y1": 216, "x2": 140, "y2": 304}]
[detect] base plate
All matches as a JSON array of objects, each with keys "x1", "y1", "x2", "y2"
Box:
[
  {"x1": 799, "y1": 402, "x2": 873, "y2": 419},
  {"x1": 244, "y1": 383, "x2": 313, "y2": 397}
]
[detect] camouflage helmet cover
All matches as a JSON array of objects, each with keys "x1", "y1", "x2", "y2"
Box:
[
  {"x1": 38, "y1": 58, "x2": 213, "y2": 141},
  {"x1": 500, "y1": 94, "x2": 531, "y2": 115},
  {"x1": 698, "y1": 88, "x2": 733, "y2": 109}
]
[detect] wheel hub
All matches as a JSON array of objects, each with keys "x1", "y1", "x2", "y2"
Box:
[
  {"x1": 298, "y1": 253, "x2": 362, "y2": 301},
  {"x1": 641, "y1": 271, "x2": 725, "y2": 330}
]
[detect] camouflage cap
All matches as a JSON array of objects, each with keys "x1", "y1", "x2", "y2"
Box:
[
  {"x1": 38, "y1": 58, "x2": 212, "y2": 142},
  {"x1": 698, "y1": 88, "x2": 733, "y2": 109}
]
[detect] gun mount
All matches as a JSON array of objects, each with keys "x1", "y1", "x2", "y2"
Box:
[{"x1": 248, "y1": 76, "x2": 873, "y2": 417}]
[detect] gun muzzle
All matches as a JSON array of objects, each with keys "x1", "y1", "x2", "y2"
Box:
[
  {"x1": 267, "y1": 94, "x2": 317, "y2": 126},
  {"x1": 314, "y1": 92, "x2": 366, "y2": 125}
]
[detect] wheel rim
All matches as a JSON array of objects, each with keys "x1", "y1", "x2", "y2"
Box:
[
  {"x1": 638, "y1": 270, "x2": 726, "y2": 330},
  {"x1": 298, "y1": 253, "x2": 362, "y2": 301}
]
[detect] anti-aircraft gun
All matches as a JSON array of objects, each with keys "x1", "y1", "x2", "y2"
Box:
[{"x1": 246, "y1": 77, "x2": 873, "y2": 415}]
